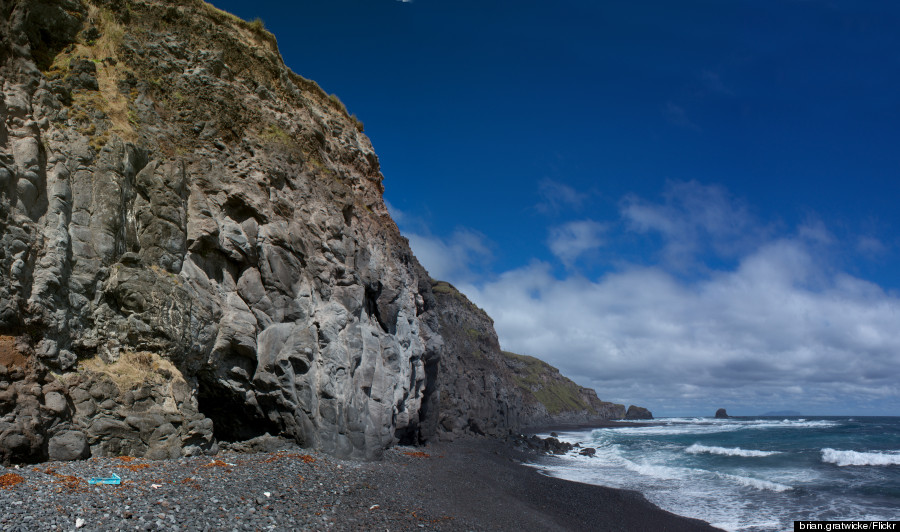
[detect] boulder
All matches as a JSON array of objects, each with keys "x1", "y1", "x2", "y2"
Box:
[
  {"x1": 714, "y1": 408, "x2": 729, "y2": 418},
  {"x1": 48, "y1": 431, "x2": 89, "y2": 461}
]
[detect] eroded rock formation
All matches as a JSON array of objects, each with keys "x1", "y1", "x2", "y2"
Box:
[
  {"x1": 0, "y1": 0, "x2": 440, "y2": 461},
  {"x1": 0, "y1": 0, "x2": 634, "y2": 464}
]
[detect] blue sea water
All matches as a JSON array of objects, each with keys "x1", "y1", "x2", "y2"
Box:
[{"x1": 530, "y1": 417, "x2": 900, "y2": 531}]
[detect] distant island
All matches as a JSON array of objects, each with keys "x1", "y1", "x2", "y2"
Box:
[{"x1": 761, "y1": 410, "x2": 803, "y2": 416}]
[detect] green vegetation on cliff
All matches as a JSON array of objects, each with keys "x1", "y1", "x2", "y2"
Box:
[{"x1": 501, "y1": 351, "x2": 593, "y2": 415}]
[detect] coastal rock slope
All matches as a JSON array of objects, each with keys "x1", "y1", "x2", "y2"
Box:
[
  {"x1": 432, "y1": 281, "x2": 627, "y2": 435},
  {"x1": 0, "y1": 0, "x2": 629, "y2": 463}
]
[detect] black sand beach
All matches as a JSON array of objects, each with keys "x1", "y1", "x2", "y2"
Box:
[{"x1": 0, "y1": 436, "x2": 721, "y2": 531}]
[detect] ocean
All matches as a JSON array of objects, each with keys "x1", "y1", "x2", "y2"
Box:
[{"x1": 529, "y1": 416, "x2": 900, "y2": 531}]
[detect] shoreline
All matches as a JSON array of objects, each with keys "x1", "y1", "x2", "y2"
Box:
[
  {"x1": 523, "y1": 419, "x2": 661, "y2": 433},
  {"x1": 387, "y1": 435, "x2": 725, "y2": 531},
  {"x1": 0, "y1": 435, "x2": 723, "y2": 531}
]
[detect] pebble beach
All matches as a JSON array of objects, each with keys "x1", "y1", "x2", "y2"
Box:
[{"x1": 0, "y1": 436, "x2": 721, "y2": 531}]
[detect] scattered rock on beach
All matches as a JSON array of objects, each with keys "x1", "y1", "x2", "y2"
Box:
[
  {"x1": 514, "y1": 434, "x2": 574, "y2": 455},
  {"x1": 579, "y1": 447, "x2": 596, "y2": 457}
]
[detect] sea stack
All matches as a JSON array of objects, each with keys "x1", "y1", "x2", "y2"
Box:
[
  {"x1": 625, "y1": 405, "x2": 653, "y2": 419},
  {"x1": 714, "y1": 408, "x2": 729, "y2": 418}
]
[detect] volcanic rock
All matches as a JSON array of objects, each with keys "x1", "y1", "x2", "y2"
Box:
[
  {"x1": 0, "y1": 0, "x2": 437, "y2": 462},
  {"x1": 625, "y1": 405, "x2": 653, "y2": 419},
  {"x1": 714, "y1": 408, "x2": 729, "y2": 418},
  {"x1": 0, "y1": 0, "x2": 643, "y2": 464}
]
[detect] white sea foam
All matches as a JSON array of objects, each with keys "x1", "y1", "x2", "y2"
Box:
[
  {"x1": 621, "y1": 459, "x2": 689, "y2": 480},
  {"x1": 686, "y1": 443, "x2": 780, "y2": 457},
  {"x1": 821, "y1": 448, "x2": 900, "y2": 466},
  {"x1": 718, "y1": 473, "x2": 793, "y2": 492},
  {"x1": 593, "y1": 418, "x2": 838, "y2": 438}
]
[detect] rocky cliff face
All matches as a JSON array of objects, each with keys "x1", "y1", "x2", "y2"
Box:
[
  {"x1": 0, "y1": 0, "x2": 635, "y2": 464},
  {"x1": 0, "y1": 0, "x2": 443, "y2": 462},
  {"x1": 431, "y1": 281, "x2": 626, "y2": 435}
]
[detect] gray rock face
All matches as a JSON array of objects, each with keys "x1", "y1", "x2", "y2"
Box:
[
  {"x1": 0, "y1": 0, "x2": 640, "y2": 464},
  {"x1": 0, "y1": 0, "x2": 439, "y2": 462}
]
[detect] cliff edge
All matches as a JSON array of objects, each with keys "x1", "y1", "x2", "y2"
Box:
[{"x1": 0, "y1": 0, "x2": 639, "y2": 464}]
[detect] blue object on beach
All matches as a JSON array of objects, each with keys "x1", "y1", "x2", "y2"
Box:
[{"x1": 88, "y1": 473, "x2": 121, "y2": 485}]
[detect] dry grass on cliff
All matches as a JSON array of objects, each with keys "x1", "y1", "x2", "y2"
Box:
[
  {"x1": 78, "y1": 351, "x2": 181, "y2": 390},
  {"x1": 42, "y1": 2, "x2": 136, "y2": 146}
]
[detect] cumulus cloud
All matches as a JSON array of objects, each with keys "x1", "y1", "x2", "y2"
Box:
[
  {"x1": 621, "y1": 180, "x2": 764, "y2": 269},
  {"x1": 857, "y1": 235, "x2": 887, "y2": 258},
  {"x1": 464, "y1": 238, "x2": 900, "y2": 415},
  {"x1": 397, "y1": 181, "x2": 900, "y2": 415},
  {"x1": 386, "y1": 201, "x2": 492, "y2": 282},
  {"x1": 405, "y1": 229, "x2": 492, "y2": 283},
  {"x1": 547, "y1": 220, "x2": 607, "y2": 267}
]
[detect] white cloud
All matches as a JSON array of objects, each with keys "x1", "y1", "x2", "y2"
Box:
[
  {"x1": 405, "y1": 228, "x2": 492, "y2": 283},
  {"x1": 857, "y1": 235, "x2": 887, "y2": 257},
  {"x1": 547, "y1": 220, "x2": 607, "y2": 267},
  {"x1": 797, "y1": 217, "x2": 834, "y2": 244},
  {"x1": 621, "y1": 180, "x2": 763, "y2": 268},
  {"x1": 395, "y1": 181, "x2": 900, "y2": 416},
  {"x1": 463, "y1": 237, "x2": 900, "y2": 415}
]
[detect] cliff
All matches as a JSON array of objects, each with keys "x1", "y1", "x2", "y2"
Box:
[
  {"x1": 432, "y1": 280, "x2": 625, "y2": 435},
  {"x1": 0, "y1": 0, "x2": 633, "y2": 464}
]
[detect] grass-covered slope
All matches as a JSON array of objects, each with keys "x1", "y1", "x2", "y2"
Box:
[{"x1": 500, "y1": 351, "x2": 621, "y2": 417}]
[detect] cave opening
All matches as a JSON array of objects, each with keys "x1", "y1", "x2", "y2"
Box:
[{"x1": 196, "y1": 377, "x2": 279, "y2": 443}]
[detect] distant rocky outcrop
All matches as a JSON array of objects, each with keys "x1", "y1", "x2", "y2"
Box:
[
  {"x1": 625, "y1": 405, "x2": 653, "y2": 420},
  {"x1": 714, "y1": 408, "x2": 729, "y2": 418},
  {"x1": 431, "y1": 281, "x2": 626, "y2": 435},
  {"x1": 0, "y1": 0, "x2": 645, "y2": 464}
]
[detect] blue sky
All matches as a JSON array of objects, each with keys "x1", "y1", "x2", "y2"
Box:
[{"x1": 210, "y1": 0, "x2": 900, "y2": 416}]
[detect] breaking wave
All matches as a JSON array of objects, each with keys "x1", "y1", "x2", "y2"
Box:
[
  {"x1": 718, "y1": 473, "x2": 793, "y2": 492},
  {"x1": 821, "y1": 448, "x2": 900, "y2": 467},
  {"x1": 686, "y1": 443, "x2": 780, "y2": 457}
]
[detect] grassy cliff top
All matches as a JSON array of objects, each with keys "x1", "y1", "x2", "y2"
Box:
[{"x1": 500, "y1": 351, "x2": 595, "y2": 415}]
